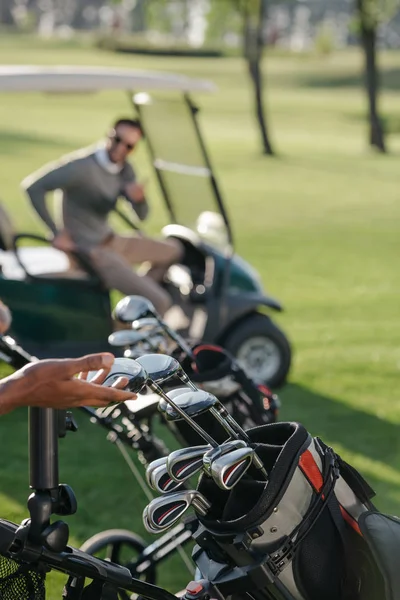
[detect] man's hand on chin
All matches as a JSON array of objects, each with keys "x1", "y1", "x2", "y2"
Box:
[{"x1": 125, "y1": 181, "x2": 147, "y2": 203}]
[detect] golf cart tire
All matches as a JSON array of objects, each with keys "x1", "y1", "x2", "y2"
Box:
[
  {"x1": 80, "y1": 529, "x2": 157, "y2": 584},
  {"x1": 223, "y1": 313, "x2": 291, "y2": 388}
]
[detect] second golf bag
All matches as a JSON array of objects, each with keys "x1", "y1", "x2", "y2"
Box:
[
  {"x1": 190, "y1": 422, "x2": 393, "y2": 600},
  {"x1": 170, "y1": 343, "x2": 279, "y2": 446}
]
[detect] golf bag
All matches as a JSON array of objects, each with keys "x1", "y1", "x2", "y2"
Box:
[
  {"x1": 171, "y1": 343, "x2": 279, "y2": 446},
  {"x1": 191, "y1": 422, "x2": 396, "y2": 600}
]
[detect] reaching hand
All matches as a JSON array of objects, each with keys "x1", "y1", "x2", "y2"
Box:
[
  {"x1": 0, "y1": 353, "x2": 136, "y2": 416},
  {"x1": 0, "y1": 301, "x2": 11, "y2": 334},
  {"x1": 125, "y1": 181, "x2": 146, "y2": 203},
  {"x1": 52, "y1": 230, "x2": 76, "y2": 253}
]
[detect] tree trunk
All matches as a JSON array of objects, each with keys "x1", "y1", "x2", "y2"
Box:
[
  {"x1": 243, "y1": 0, "x2": 274, "y2": 156},
  {"x1": 249, "y1": 57, "x2": 274, "y2": 155},
  {"x1": 357, "y1": 0, "x2": 386, "y2": 152}
]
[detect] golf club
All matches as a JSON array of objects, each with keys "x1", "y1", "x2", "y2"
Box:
[
  {"x1": 210, "y1": 447, "x2": 256, "y2": 490},
  {"x1": 86, "y1": 357, "x2": 147, "y2": 393},
  {"x1": 158, "y1": 386, "x2": 191, "y2": 414},
  {"x1": 90, "y1": 357, "x2": 218, "y2": 448},
  {"x1": 143, "y1": 490, "x2": 211, "y2": 534},
  {"x1": 151, "y1": 464, "x2": 185, "y2": 494},
  {"x1": 162, "y1": 389, "x2": 240, "y2": 441},
  {"x1": 135, "y1": 354, "x2": 197, "y2": 391},
  {"x1": 202, "y1": 439, "x2": 248, "y2": 476},
  {"x1": 113, "y1": 295, "x2": 195, "y2": 359},
  {"x1": 162, "y1": 390, "x2": 269, "y2": 480},
  {"x1": 108, "y1": 329, "x2": 153, "y2": 348},
  {"x1": 113, "y1": 295, "x2": 155, "y2": 323},
  {"x1": 146, "y1": 456, "x2": 181, "y2": 493},
  {"x1": 142, "y1": 505, "x2": 160, "y2": 534},
  {"x1": 149, "y1": 381, "x2": 218, "y2": 449},
  {"x1": 146, "y1": 457, "x2": 169, "y2": 489},
  {"x1": 132, "y1": 317, "x2": 163, "y2": 333},
  {"x1": 166, "y1": 445, "x2": 212, "y2": 483}
]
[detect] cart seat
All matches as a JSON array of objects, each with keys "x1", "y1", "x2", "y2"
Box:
[
  {"x1": 162, "y1": 224, "x2": 202, "y2": 248},
  {"x1": 0, "y1": 247, "x2": 90, "y2": 282},
  {"x1": 124, "y1": 393, "x2": 160, "y2": 420}
]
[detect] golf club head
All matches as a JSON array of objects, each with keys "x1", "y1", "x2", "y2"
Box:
[
  {"x1": 144, "y1": 490, "x2": 210, "y2": 533},
  {"x1": 86, "y1": 357, "x2": 147, "y2": 393},
  {"x1": 124, "y1": 346, "x2": 148, "y2": 360},
  {"x1": 167, "y1": 445, "x2": 212, "y2": 482},
  {"x1": 132, "y1": 318, "x2": 162, "y2": 332},
  {"x1": 108, "y1": 329, "x2": 149, "y2": 348},
  {"x1": 113, "y1": 295, "x2": 157, "y2": 324},
  {"x1": 145, "y1": 456, "x2": 168, "y2": 489},
  {"x1": 142, "y1": 505, "x2": 159, "y2": 534},
  {"x1": 203, "y1": 440, "x2": 248, "y2": 476},
  {"x1": 158, "y1": 386, "x2": 191, "y2": 414},
  {"x1": 152, "y1": 464, "x2": 185, "y2": 493},
  {"x1": 134, "y1": 354, "x2": 181, "y2": 385},
  {"x1": 211, "y1": 447, "x2": 254, "y2": 490},
  {"x1": 163, "y1": 390, "x2": 218, "y2": 422}
]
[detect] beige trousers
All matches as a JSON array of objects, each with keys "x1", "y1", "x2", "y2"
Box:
[{"x1": 89, "y1": 234, "x2": 183, "y2": 316}]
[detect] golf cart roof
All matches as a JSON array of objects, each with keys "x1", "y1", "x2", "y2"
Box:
[{"x1": 0, "y1": 65, "x2": 216, "y2": 94}]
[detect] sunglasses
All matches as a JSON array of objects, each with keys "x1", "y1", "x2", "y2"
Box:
[{"x1": 110, "y1": 134, "x2": 135, "y2": 151}]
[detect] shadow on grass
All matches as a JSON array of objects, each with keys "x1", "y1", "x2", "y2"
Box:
[
  {"x1": 301, "y1": 67, "x2": 400, "y2": 91},
  {"x1": 0, "y1": 129, "x2": 76, "y2": 156},
  {"x1": 281, "y1": 382, "x2": 399, "y2": 463}
]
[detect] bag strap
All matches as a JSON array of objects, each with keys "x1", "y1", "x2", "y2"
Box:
[
  {"x1": 337, "y1": 457, "x2": 376, "y2": 505},
  {"x1": 327, "y1": 494, "x2": 352, "y2": 596},
  {"x1": 327, "y1": 491, "x2": 364, "y2": 600},
  {"x1": 265, "y1": 444, "x2": 340, "y2": 576},
  {"x1": 317, "y1": 439, "x2": 375, "y2": 506}
]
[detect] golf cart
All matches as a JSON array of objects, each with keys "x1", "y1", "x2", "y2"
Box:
[{"x1": 0, "y1": 66, "x2": 291, "y2": 386}]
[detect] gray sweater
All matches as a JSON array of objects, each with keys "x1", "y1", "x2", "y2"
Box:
[{"x1": 22, "y1": 147, "x2": 149, "y2": 250}]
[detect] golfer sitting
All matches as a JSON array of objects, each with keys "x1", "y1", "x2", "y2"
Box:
[{"x1": 22, "y1": 118, "x2": 183, "y2": 316}]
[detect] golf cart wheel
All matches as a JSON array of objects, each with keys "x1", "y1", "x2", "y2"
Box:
[
  {"x1": 223, "y1": 313, "x2": 291, "y2": 388},
  {"x1": 80, "y1": 529, "x2": 157, "y2": 586}
]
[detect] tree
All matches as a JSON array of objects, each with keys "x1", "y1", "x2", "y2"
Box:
[
  {"x1": 356, "y1": 0, "x2": 400, "y2": 152},
  {"x1": 241, "y1": 0, "x2": 274, "y2": 155},
  {"x1": 209, "y1": 0, "x2": 274, "y2": 155}
]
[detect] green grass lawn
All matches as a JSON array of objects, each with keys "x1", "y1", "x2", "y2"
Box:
[{"x1": 1, "y1": 34, "x2": 400, "y2": 597}]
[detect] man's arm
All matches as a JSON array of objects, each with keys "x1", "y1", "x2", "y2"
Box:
[
  {"x1": 121, "y1": 164, "x2": 149, "y2": 221},
  {"x1": 0, "y1": 353, "x2": 136, "y2": 416},
  {"x1": 21, "y1": 160, "x2": 78, "y2": 236}
]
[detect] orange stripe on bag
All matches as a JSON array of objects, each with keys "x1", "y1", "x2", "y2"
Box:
[
  {"x1": 299, "y1": 451, "x2": 363, "y2": 537},
  {"x1": 339, "y1": 505, "x2": 362, "y2": 536},
  {"x1": 299, "y1": 450, "x2": 324, "y2": 493}
]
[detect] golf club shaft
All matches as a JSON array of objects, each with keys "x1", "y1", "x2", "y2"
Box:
[
  {"x1": 156, "y1": 318, "x2": 196, "y2": 360},
  {"x1": 218, "y1": 410, "x2": 269, "y2": 478},
  {"x1": 209, "y1": 407, "x2": 243, "y2": 440},
  {"x1": 177, "y1": 372, "x2": 197, "y2": 391},
  {"x1": 149, "y1": 381, "x2": 218, "y2": 448}
]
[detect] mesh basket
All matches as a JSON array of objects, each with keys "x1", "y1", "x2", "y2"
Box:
[{"x1": 0, "y1": 555, "x2": 46, "y2": 600}]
